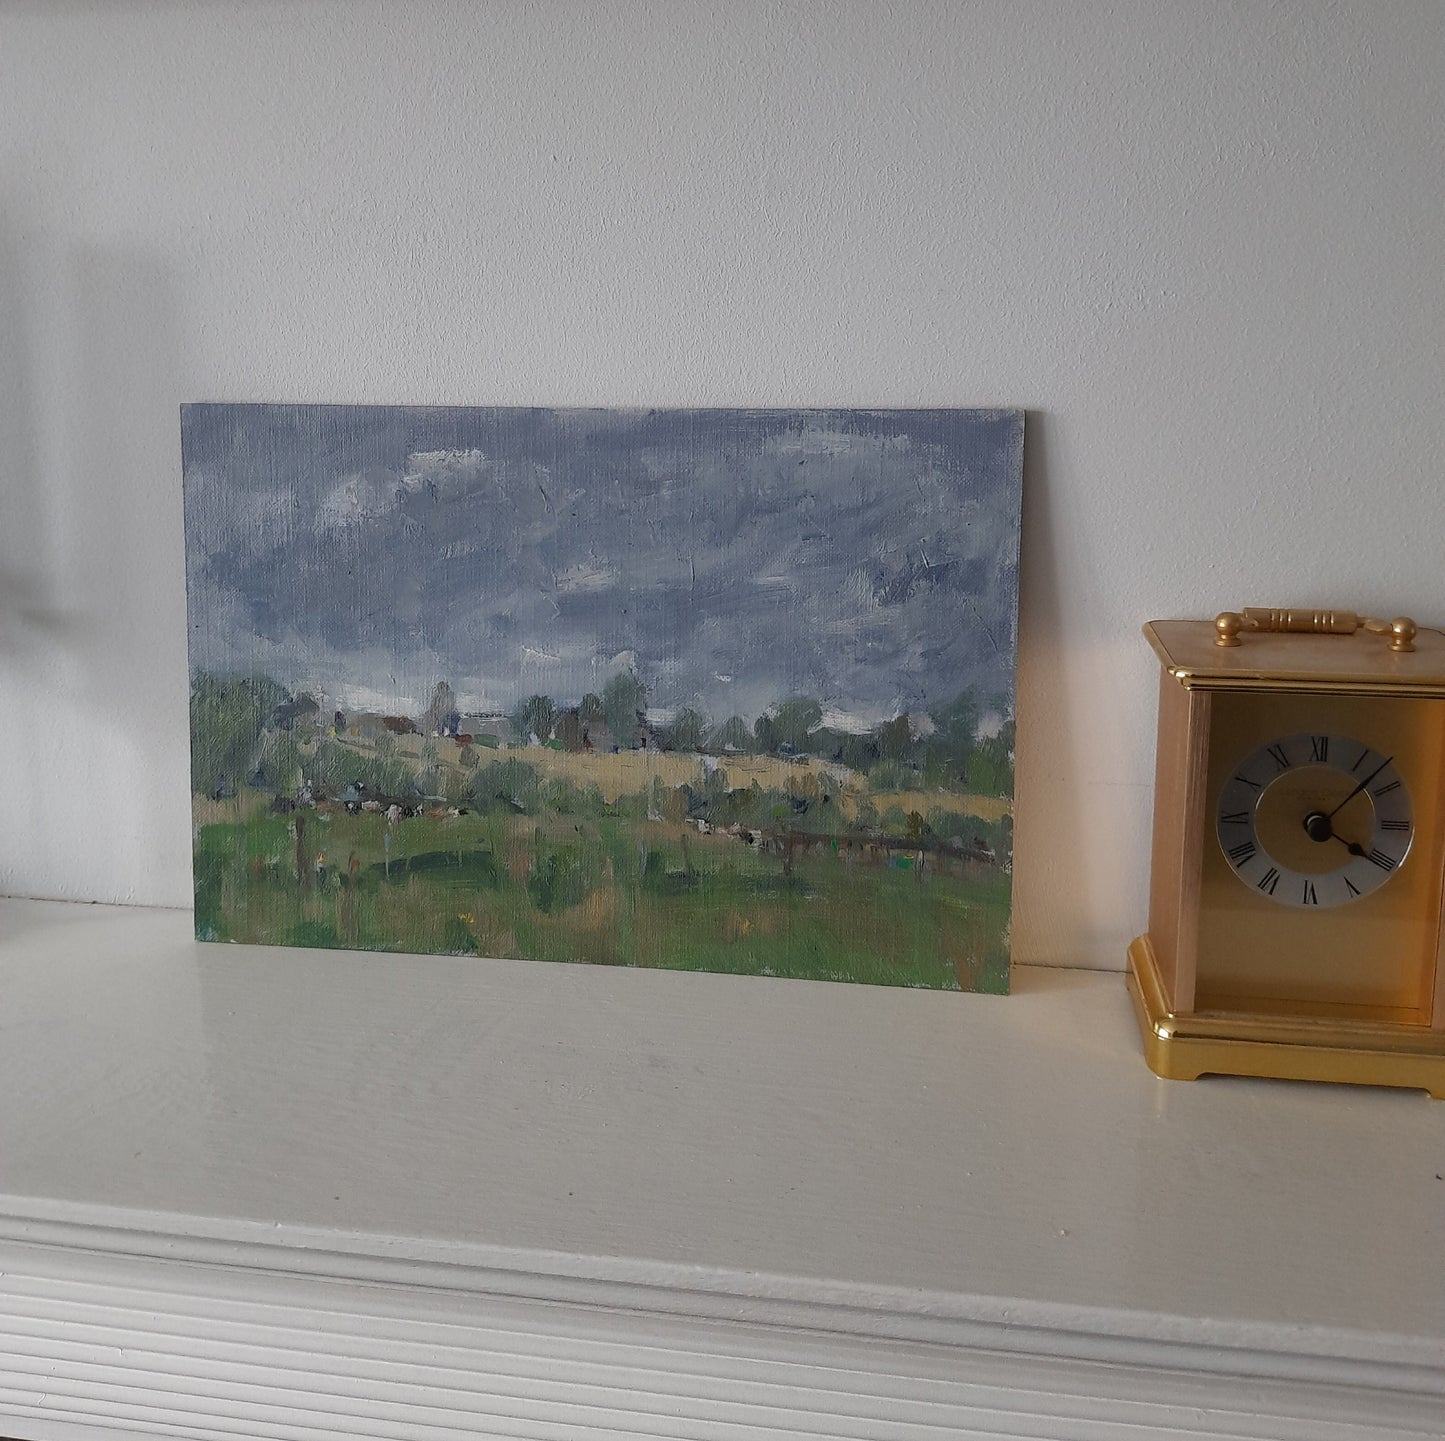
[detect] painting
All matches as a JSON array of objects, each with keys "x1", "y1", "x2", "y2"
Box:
[{"x1": 182, "y1": 405, "x2": 1024, "y2": 991}]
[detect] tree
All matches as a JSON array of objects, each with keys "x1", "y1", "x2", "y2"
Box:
[
  {"x1": 663, "y1": 707, "x2": 709, "y2": 753},
  {"x1": 834, "y1": 730, "x2": 880, "y2": 774},
  {"x1": 189, "y1": 672, "x2": 292, "y2": 796},
  {"x1": 579, "y1": 693, "x2": 604, "y2": 725},
  {"x1": 926, "y1": 689, "x2": 981, "y2": 785},
  {"x1": 253, "y1": 727, "x2": 304, "y2": 793},
  {"x1": 711, "y1": 715, "x2": 753, "y2": 753},
  {"x1": 555, "y1": 710, "x2": 584, "y2": 752},
  {"x1": 308, "y1": 736, "x2": 352, "y2": 795},
  {"x1": 470, "y1": 757, "x2": 541, "y2": 814},
  {"x1": 766, "y1": 697, "x2": 823, "y2": 753},
  {"x1": 423, "y1": 681, "x2": 460, "y2": 737},
  {"x1": 877, "y1": 712, "x2": 913, "y2": 763},
  {"x1": 969, "y1": 718, "x2": 1015, "y2": 797},
  {"x1": 603, "y1": 672, "x2": 646, "y2": 747},
  {"x1": 512, "y1": 694, "x2": 558, "y2": 745}
]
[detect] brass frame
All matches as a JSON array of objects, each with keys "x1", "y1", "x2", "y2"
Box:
[{"x1": 1127, "y1": 934, "x2": 1445, "y2": 1098}]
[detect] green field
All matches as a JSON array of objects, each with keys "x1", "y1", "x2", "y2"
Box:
[{"x1": 194, "y1": 803, "x2": 1011, "y2": 991}]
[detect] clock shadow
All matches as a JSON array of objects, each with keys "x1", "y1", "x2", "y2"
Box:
[{"x1": 1008, "y1": 412, "x2": 1125, "y2": 971}]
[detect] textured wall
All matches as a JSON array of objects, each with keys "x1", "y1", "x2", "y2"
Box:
[{"x1": 0, "y1": 1, "x2": 1440, "y2": 968}]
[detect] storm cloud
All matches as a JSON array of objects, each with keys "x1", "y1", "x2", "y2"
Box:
[{"x1": 182, "y1": 406, "x2": 1024, "y2": 726}]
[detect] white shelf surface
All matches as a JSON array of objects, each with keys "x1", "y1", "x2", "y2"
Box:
[{"x1": 0, "y1": 895, "x2": 1442, "y2": 1440}]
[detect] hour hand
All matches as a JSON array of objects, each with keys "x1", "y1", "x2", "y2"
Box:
[{"x1": 1302, "y1": 810, "x2": 1366, "y2": 857}]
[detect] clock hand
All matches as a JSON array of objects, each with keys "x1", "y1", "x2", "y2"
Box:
[{"x1": 1325, "y1": 754, "x2": 1394, "y2": 821}]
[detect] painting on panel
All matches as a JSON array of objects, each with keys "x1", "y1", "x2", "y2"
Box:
[{"x1": 182, "y1": 406, "x2": 1024, "y2": 991}]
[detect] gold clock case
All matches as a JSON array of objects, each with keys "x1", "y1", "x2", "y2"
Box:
[{"x1": 1128, "y1": 619, "x2": 1445, "y2": 1098}]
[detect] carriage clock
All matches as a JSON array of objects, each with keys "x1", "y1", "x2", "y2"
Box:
[{"x1": 1128, "y1": 608, "x2": 1445, "y2": 1097}]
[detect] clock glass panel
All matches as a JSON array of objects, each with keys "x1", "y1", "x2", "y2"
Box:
[{"x1": 1196, "y1": 690, "x2": 1445, "y2": 1020}]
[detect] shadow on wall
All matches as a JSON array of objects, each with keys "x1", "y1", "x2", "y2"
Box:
[
  {"x1": 0, "y1": 209, "x2": 65, "y2": 660},
  {"x1": 0, "y1": 231, "x2": 193, "y2": 904},
  {"x1": 1008, "y1": 409, "x2": 1100, "y2": 967},
  {"x1": 0, "y1": 207, "x2": 77, "y2": 900}
]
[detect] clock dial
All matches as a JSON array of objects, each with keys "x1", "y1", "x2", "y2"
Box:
[{"x1": 1215, "y1": 732, "x2": 1414, "y2": 909}]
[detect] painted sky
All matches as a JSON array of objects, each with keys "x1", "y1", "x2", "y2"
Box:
[{"x1": 182, "y1": 405, "x2": 1024, "y2": 728}]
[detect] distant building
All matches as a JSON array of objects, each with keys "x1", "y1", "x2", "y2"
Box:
[{"x1": 459, "y1": 714, "x2": 515, "y2": 747}]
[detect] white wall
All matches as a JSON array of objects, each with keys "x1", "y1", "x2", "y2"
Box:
[{"x1": 0, "y1": 0, "x2": 1439, "y2": 969}]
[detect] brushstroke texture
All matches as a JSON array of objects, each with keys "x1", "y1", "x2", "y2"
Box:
[
  {"x1": 183, "y1": 407, "x2": 1022, "y2": 725},
  {"x1": 182, "y1": 405, "x2": 1024, "y2": 992}
]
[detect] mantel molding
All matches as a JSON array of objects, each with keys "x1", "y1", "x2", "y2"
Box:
[
  {"x1": 2, "y1": 1229, "x2": 1440, "y2": 1441},
  {"x1": 2, "y1": 899, "x2": 1441, "y2": 1439},
  {"x1": 2, "y1": 1202, "x2": 1441, "y2": 1396}
]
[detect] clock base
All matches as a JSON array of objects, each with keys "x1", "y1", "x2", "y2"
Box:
[{"x1": 1126, "y1": 936, "x2": 1445, "y2": 1098}]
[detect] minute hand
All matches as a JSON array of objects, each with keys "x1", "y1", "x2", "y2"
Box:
[{"x1": 1327, "y1": 754, "x2": 1395, "y2": 821}]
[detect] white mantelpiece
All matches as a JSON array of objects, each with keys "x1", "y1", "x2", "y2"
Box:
[{"x1": 1, "y1": 897, "x2": 1441, "y2": 1439}]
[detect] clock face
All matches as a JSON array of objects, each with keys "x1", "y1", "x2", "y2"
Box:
[{"x1": 1216, "y1": 732, "x2": 1414, "y2": 909}]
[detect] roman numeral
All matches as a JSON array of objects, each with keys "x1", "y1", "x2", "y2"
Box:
[
  {"x1": 1302, "y1": 880, "x2": 1318, "y2": 905},
  {"x1": 1381, "y1": 819, "x2": 1410, "y2": 832},
  {"x1": 1345, "y1": 875, "x2": 1361, "y2": 897},
  {"x1": 1309, "y1": 736, "x2": 1329, "y2": 763},
  {"x1": 1257, "y1": 867, "x2": 1280, "y2": 895},
  {"x1": 1368, "y1": 848, "x2": 1397, "y2": 871},
  {"x1": 1235, "y1": 774, "x2": 1263, "y2": 791},
  {"x1": 1220, "y1": 810, "x2": 1249, "y2": 826},
  {"x1": 1371, "y1": 779, "x2": 1401, "y2": 797},
  {"x1": 1227, "y1": 841, "x2": 1257, "y2": 867},
  {"x1": 1266, "y1": 743, "x2": 1290, "y2": 771},
  {"x1": 1352, "y1": 749, "x2": 1370, "y2": 772}
]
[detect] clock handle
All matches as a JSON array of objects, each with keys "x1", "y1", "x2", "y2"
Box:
[{"x1": 1215, "y1": 609, "x2": 1417, "y2": 652}]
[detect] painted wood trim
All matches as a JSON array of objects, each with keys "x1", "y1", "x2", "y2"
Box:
[
  {"x1": 0, "y1": 1237, "x2": 1440, "y2": 1441},
  {"x1": 3, "y1": 1205, "x2": 1441, "y2": 1388}
]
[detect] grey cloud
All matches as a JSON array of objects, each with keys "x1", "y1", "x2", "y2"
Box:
[{"x1": 183, "y1": 406, "x2": 1023, "y2": 725}]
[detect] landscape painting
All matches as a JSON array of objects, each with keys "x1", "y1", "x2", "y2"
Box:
[{"x1": 182, "y1": 405, "x2": 1024, "y2": 991}]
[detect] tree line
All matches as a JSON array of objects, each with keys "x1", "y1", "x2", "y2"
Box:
[
  {"x1": 507, "y1": 677, "x2": 1012, "y2": 796},
  {"x1": 191, "y1": 669, "x2": 1014, "y2": 799}
]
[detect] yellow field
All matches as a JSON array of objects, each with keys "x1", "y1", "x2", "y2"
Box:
[
  {"x1": 866, "y1": 789, "x2": 1010, "y2": 822},
  {"x1": 501, "y1": 747, "x2": 1010, "y2": 820},
  {"x1": 500, "y1": 745, "x2": 820, "y2": 802},
  {"x1": 291, "y1": 731, "x2": 1011, "y2": 824}
]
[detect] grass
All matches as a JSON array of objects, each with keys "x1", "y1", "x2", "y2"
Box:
[{"x1": 193, "y1": 802, "x2": 1012, "y2": 992}]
